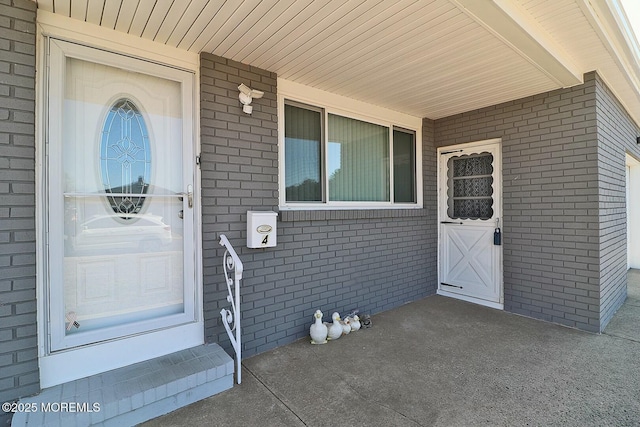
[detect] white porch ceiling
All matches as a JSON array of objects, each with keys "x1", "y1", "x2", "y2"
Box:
[{"x1": 35, "y1": 0, "x2": 640, "y2": 123}]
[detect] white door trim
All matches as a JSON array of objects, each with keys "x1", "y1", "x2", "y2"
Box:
[
  {"x1": 437, "y1": 139, "x2": 504, "y2": 309},
  {"x1": 39, "y1": 324, "x2": 202, "y2": 388},
  {"x1": 37, "y1": 10, "x2": 198, "y2": 71},
  {"x1": 35, "y1": 16, "x2": 203, "y2": 387},
  {"x1": 627, "y1": 153, "x2": 640, "y2": 269}
]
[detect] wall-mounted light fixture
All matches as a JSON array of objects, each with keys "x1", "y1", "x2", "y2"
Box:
[
  {"x1": 238, "y1": 83, "x2": 264, "y2": 115},
  {"x1": 637, "y1": 136, "x2": 640, "y2": 144}
]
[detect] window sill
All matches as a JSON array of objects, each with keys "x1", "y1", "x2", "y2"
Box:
[{"x1": 279, "y1": 208, "x2": 427, "y2": 222}]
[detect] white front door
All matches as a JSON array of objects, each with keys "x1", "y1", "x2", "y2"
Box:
[
  {"x1": 438, "y1": 140, "x2": 503, "y2": 309},
  {"x1": 41, "y1": 39, "x2": 202, "y2": 386}
]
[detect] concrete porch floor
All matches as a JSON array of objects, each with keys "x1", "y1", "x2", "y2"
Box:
[{"x1": 144, "y1": 271, "x2": 640, "y2": 426}]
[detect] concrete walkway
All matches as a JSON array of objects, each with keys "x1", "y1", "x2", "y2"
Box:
[{"x1": 144, "y1": 271, "x2": 640, "y2": 426}]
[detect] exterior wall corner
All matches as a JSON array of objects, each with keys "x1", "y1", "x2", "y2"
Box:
[{"x1": 594, "y1": 71, "x2": 640, "y2": 330}]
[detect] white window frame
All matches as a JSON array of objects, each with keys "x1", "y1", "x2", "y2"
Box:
[{"x1": 278, "y1": 78, "x2": 423, "y2": 210}]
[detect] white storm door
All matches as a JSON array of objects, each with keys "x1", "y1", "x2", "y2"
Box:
[
  {"x1": 46, "y1": 40, "x2": 200, "y2": 363},
  {"x1": 438, "y1": 140, "x2": 503, "y2": 308}
]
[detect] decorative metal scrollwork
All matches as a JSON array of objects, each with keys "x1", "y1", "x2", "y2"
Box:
[
  {"x1": 221, "y1": 249, "x2": 238, "y2": 331},
  {"x1": 219, "y1": 234, "x2": 244, "y2": 384}
]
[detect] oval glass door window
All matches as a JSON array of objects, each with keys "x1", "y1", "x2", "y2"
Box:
[{"x1": 100, "y1": 98, "x2": 151, "y2": 218}]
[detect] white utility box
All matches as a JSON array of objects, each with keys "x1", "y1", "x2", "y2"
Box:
[{"x1": 247, "y1": 211, "x2": 278, "y2": 248}]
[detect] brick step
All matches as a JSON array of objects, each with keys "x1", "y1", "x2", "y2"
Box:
[{"x1": 11, "y1": 344, "x2": 233, "y2": 427}]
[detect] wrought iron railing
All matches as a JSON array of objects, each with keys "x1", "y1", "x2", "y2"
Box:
[{"x1": 219, "y1": 234, "x2": 244, "y2": 384}]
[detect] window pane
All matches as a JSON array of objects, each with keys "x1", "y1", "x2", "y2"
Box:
[
  {"x1": 393, "y1": 129, "x2": 416, "y2": 203},
  {"x1": 285, "y1": 104, "x2": 322, "y2": 201},
  {"x1": 328, "y1": 114, "x2": 389, "y2": 201},
  {"x1": 101, "y1": 98, "x2": 151, "y2": 218},
  {"x1": 447, "y1": 153, "x2": 494, "y2": 220}
]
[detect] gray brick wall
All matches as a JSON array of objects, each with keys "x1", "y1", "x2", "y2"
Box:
[
  {"x1": 0, "y1": 0, "x2": 38, "y2": 424},
  {"x1": 200, "y1": 52, "x2": 436, "y2": 358},
  {"x1": 0, "y1": 7, "x2": 632, "y2": 427},
  {"x1": 435, "y1": 73, "x2": 602, "y2": 332},
  {"x1": 595, "y1": 73, "x2": 640, "y2": 329}
]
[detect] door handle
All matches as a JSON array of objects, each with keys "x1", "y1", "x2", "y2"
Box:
[
  {"x1": 178, "y1": 185, "x2": 193, "y2": 208},
  {"x1": 187, "y1": 185, "x2": 193, "y2": 208}
]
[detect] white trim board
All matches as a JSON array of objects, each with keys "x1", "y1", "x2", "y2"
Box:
[
  {"x1": 278, "y1": 78, "x2": 422, "y2": 129},
  {"x1": 37, "y1": 10, "x2": 199, "y2": 72},
  {"x1": 39, "y1": 323, "x2": 203, "y2": 388},
  {"x1": 437, "y1": 289, "x2": 504, "y2": 311},
  {"x1": 627, "y1": 153, "x2": 640, "y2": 269}
]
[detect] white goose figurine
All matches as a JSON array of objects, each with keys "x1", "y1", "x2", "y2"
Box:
[
  {"x1": 324, "y1": 312, "x2": 343, "y2": 340},
  {"x1": 309, "y1": 310, "x2": 328, "y2": 344},
  {"x1": 350, "y1": 315, "x2": 361, "y2": 331},
  {"x1": 340, "y1": 317, "x2": 351, "y2": 335}
]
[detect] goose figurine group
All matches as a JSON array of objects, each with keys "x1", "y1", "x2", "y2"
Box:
[{"x1": 309, "y1": 310, "x2": 364, "y2": 344}]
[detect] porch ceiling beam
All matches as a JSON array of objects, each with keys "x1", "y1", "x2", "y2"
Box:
[{"x1": 451, "y1": 0, "x2": 583, "y2": 88}]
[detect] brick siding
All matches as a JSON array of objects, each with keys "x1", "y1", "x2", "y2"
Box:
[
  {"x1": 595, "y1": 73, "x2": 640, "y2": 329},
  {"x1": 434, "y1": 71, "x2": 640, "y2": 332},
  {"x1": 200, "y1": 52, "x2": 437, "y2": 358},
  {"x1": 435, "y1": 73, "x2": 602, "y2": 331},
  {"x1": 0, "y1": 0, "x2": 38, "y2": 425}
]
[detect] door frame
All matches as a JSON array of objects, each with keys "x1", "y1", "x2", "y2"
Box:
[
  {"x1": 627, "y1": 153, "x2": 640, "y2": 269},
  {"x1": 436, "y1": 138, "x2": 504, "y2": 310},
  {"x1": 36, "y1": 12, "x2": 203, "y2": 387}
]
